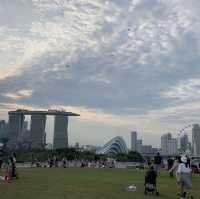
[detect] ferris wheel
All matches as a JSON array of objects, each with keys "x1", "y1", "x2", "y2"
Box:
[
  {"x1": 178, "y1": 124, "x2": 192, "y2": 136},
  {"x1": 177, "y1": 124, "x2": 193, "y2": 155}
]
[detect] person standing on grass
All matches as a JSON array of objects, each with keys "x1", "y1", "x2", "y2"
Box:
[
  {"x1": 176, "y1": 155, "x2": 193, "y2": 199},
  {"x1": 9, "y1": 156, "x2": 18, "y2": 179},
  {"x1": 169, "y1": 156, "x2": 180, "y2": 178},
  {"x1": 154, "y1": 152, "x2": 163, "y2": 173},
  {"x1": 12, "y1": 152, "x2": 16, "y2": 164},
  {"x1": 62, "y1": 157, "x2": 67, "y2": 168},
  {"x1": 168, "y1": 157, "x2": 174, "y2": 177}
]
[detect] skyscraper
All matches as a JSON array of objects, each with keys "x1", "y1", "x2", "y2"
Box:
[
  {"x1": 180, "y1": 134, "x2": 189, "y2": 153},
  {"x1": 161, "y1": 133, "x2": 177, "y2": 155},
  {"x1": 161, "y1": 133, "x2": 171, "y2": 155},
  {"x1": 30, "y1": 114, "x2": 46, "y2": 148},
  {"x1": 7, "y1": 114, "x2": 25, "y2": 148},
  {"x1": 7, "y1": 109, "x2": 80, "y2": 149},
  {"x1": 192, "y1": 124, "x2": 200, "y2": 156},
  {"x1": 53, "y1": 115, "x2": 68, "y2": 149},
  {"x1": 136, "y1": 139, "x2": 142, "y2": 153},
  {"x1": 0, "y1": 120, "x2": 7, "y2": 138},
  {"x1": 168, "y1": 138, "x2": 178, "y2": 155},
  {"x1": 131, "y1": 131, "x2": 137, "y2": 151}
]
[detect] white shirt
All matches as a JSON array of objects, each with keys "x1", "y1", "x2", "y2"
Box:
[
  {"x1": 177, "y1": 163, "x2": 191, "y2": 174},
  {"x1": 13, "y1": 157, "x2": 16, "y2": 163}
]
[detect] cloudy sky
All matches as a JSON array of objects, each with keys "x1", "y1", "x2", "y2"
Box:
[{"x1": 0, "y1": 0, "x2": 200, "y2": 147}]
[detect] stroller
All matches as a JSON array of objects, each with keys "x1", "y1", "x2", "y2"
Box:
[{"x1": 144, "y1": 166, "x2": 159, "y2": 196}]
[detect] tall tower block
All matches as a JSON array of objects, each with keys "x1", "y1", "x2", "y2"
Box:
[
  {"x1": 30, "y1": 114, "x2": 46, "y2": 148},
  {"x1": 53, "y1": 115, "x2": 68, "y2": 149},
  {"x1": 8, "y1": 114, "x2": 24, "y2": 148},
  {"x1": 131, "y1": 131, "x2": 137, "y2": 151}
]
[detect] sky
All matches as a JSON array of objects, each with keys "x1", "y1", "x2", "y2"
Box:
[{"x1": 0, "y1": 0, "x2": 200, "y2": 148}]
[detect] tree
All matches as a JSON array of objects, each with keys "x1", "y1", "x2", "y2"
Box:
[
  {"x1": 115, "y1": 151, "x2": 144, "y2": 162},
  {"x1": 127, "y1": 151, "x2": 144, "y2": 162},
  {"x1": 0, "y1": 138, "x2": 9, "y2": 151}
]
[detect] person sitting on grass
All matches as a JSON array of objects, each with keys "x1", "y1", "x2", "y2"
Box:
[
  {"x1": 0, "y1": 158, "x2": 12, "y2": 183},
  {"x1": 176, "y1": 155, "x2": 193, "y2": 199}
]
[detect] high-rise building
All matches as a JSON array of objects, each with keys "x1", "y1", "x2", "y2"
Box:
[
  {"x1": 0, "y1": 120, "x2": 7, "y2": 138},
  {"x1": 136, "y1": 139, "x2": 142, "y2": 153},
  {"x1": 30, "y1": 114, "x2": 46, "y2": 148},
  {"x1": 161, "y1": 133, "x2": 171, "y2": 155},
  {"x1": 192, "y1": 124, "x2": 200, "y2": 156},
  {"x1": 6, "y1": 109, "x2": 80, "y2": 149},
  {"x1": 7, "y1": 114, "x2": 25, "y2": 148},
  {"x1": 131, "y1": 131, "x2": 137, "y2": 151},
  {"x1": 53, "y1": 115, "x2": 68, "y2": 149},
  {"x1": 161, "y1": 133, "x2": 177, "y2": 155},
  {"x1": 180, "y1": 134, "x2": 189, "y2": 153},
  {"x1": 168, "y1": 138, "x2": 178, "y2": 155},
  {"x1": 18, "y1": 121, "x2": 29, "y2": 143}
]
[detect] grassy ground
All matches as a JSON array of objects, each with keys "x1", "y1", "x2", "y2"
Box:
[{"x1": 0, "y1": 168, "x2": 199, "y2": 199}]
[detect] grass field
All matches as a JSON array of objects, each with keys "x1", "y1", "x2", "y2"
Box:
[{"x1": 0, "y1": 168, "x2": 200, "y2": 199}]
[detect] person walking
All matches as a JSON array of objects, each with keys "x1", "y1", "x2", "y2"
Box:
[
  {"x1": 154, "y1": 152, "x2": 163, "y2": 173},
  {"x1": 176, "y1": 155, "x2": 193, "y2": 199},
  {"x1": 169, "y1": 156, "x2": 180, "y2": 178}
]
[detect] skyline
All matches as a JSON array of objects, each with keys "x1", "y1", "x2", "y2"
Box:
[
  {"x1": 1, "y1": 0, "x2": 200, "y2": 147},
  {"x1": 0, "y1": 109, "x2": 196, "y2": 149}
]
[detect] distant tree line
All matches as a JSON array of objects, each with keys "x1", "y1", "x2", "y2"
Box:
[{"x1": 0, "y1": 146, "x2": 144, "y2": 163}]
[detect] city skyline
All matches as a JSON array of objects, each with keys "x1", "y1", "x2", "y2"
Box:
[
  {"x1": 0, "y1": 110, "x2": 197, "y2": 151},
  {"x1": 1, "y1": 0, "x2": 200, "y2": 147}
]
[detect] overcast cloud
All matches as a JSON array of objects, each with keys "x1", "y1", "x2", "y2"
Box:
[{"x1": 1, "y1": 0, "x2": 200, "y2": 147}]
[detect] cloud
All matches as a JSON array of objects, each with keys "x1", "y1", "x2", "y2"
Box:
[
  {"x1": 1, "y1": 99, "x2": 200, "y2": 132},
  {"x1": 1, "y1": 0, "x2": 200, "y2": 146},
  {"x1": 2, "y1": 0, "x2": 199, "y2": 78},
  {"x1": 162, "y1": 78, "x2": 200, "y2": 101},
  {"x1": 2, "y1": 89, "x2": 33, "y2": 100},
  {"x1": 1, "y1": 0, "x2": 200, "y2": 111}
]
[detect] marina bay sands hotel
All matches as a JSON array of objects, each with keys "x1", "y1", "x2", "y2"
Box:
[{"x1": 7, "y1": 109, "x2": 80, "y2": 149}]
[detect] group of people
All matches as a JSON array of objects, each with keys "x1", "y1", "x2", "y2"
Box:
[
  {"x1": 146, "y1": 152, "x2": 194, "y2": 199},
  {"x1": 0, "y1": 153, "x2": 18, "y2": 183},
  {"x1": 0, "y1": 152, "x2": 196, "y2": 198},
  {"x1": 31, "y1": 155, "x2": 115, "y2": 169}
]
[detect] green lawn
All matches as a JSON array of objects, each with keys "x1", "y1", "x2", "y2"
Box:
[{"x1": 0, "y1": 168, "x2": 199, "y2": 199}]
